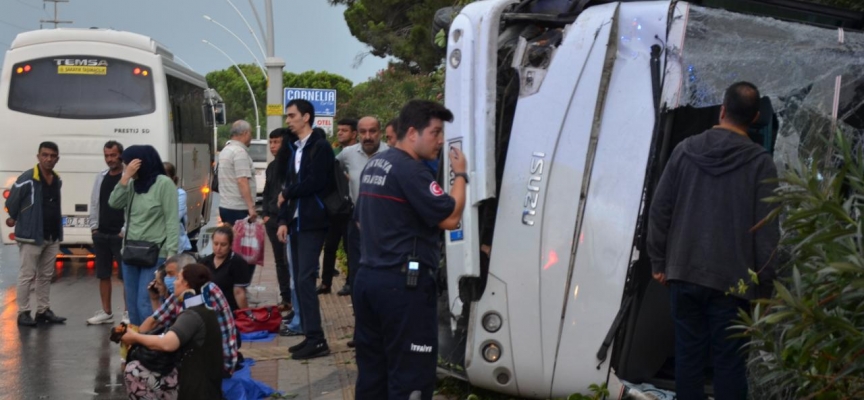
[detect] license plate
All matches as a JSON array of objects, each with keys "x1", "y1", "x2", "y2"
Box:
[{"x1": 63, "y1": 216, "x2": 90, "y2": 228}]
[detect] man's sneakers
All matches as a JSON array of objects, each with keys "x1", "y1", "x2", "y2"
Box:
[
  {"x1": 18, "y1": 310, "x2": 66, "y2": 326},
  {"x1": 279, "y1": 326, "x2": 303, "y2": 337},
  {"x1": 336, "y1": 284, "x2": 352, "y2": 296},
  {"x1": 288, "y1": 339, "x2": 308, "y2": 353},
  {"x1": 34, "y1": 309, "x2": 66, "y2": 324},
  {"x1": 291, "y1": 340, "x2": 330, "y2": 360},
  {"x1": 17, "y1": 312, "x2": 36, "y2": 327},
  {"x1": 87, "y1": 310, "x2": 114, "y2": 325},
  {"x1": 121, "y1": 311, "x2": 130, "y2": 324}
]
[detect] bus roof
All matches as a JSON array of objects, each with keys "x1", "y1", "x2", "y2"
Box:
[
  {"x1": 12, "y1": 28, "x2": 171, "y2": 56},
  {"x1": 9, "y1": 28, "x2": 206, "y2": 84}
]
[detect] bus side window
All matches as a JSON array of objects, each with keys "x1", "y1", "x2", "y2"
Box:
[{"x1": 167, "y1": 75, "x2": 209, "y2": 146}]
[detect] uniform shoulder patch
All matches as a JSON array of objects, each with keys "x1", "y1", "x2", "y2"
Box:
[{"x1": 429, "y1": 181, "x2": 444, "y2": 196}]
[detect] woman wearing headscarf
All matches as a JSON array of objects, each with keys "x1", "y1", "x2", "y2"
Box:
[{"x1": 109, "y1": 145, "x2": 179, "y2": 326}]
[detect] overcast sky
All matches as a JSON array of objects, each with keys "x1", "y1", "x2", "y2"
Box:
[{"x1": 0, "y1": 0, "x2": 389, "y2": 84}]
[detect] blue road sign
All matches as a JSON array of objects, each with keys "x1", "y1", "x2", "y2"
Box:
[{"x1": 284, "y1": 88, "x2": 337, "y2": 117}]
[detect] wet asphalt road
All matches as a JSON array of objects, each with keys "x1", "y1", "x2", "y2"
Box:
[
  {"x1": 0, "y1": 196, "x2": 222, "y2": 400},
  {"x1": 0, "y1": 245, "x2": 129, "y2": 400}
]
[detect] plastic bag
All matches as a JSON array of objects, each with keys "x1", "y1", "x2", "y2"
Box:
[{"x1": 232, "y1": 217, "x2": 265, "y2": 266}]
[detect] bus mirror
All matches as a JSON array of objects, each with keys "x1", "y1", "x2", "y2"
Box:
[
  {"x1": 213, "y1": 103, "x2": 226, "y2": 126},
  {"x1": 203, "y1": 103, "x2": 227, "y2": 127}
]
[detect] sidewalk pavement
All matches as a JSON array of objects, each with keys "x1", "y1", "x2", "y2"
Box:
[
  {"x1": 245, "y1": 239, "x2": 357, "y2": 400},
  {"x1": 246, "y1": 239, "x2": 458, "y2": 400}
]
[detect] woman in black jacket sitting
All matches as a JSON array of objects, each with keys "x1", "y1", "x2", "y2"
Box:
[
  {"x1": 121, "y1": 263, "x2": 223, "y2": 400},
  {"x1": 200, "y1": 226, "x2": 252, "y2": 312}
]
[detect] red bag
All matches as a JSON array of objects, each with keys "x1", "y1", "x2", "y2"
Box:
[
  {"x1": 233, "y1": 306, "x2": 281, "y2": 334},
  {"x1": 232, "y1": 217, "x2": 265, "y2": 266}
]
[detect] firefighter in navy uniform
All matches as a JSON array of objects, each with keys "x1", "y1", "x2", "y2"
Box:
[{"x1": 353, "y1": 100, "x2": 467, "y2": 399}]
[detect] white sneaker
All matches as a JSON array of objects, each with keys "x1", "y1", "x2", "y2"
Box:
[
  {"x1": 86, "y1": 310, "x2": 114, "y2": 325},
  {"x1": 121, "y1": 311, "x2": 130, "y2": 324}
]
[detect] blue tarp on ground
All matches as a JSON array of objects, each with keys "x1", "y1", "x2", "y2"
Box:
[
  {"x1": 223, "y1": 358, "x2": 278, "y2": 400},
  {"x1": 239, "y1": 330, "x2": 278, "y2": 343}
]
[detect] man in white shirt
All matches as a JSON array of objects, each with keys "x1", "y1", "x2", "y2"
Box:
[
  {"x1": 335, "y1": 116, "x2": 389, "y2": 297},
  {"x1": 218, "y1": 120, "x2": 258, "y2": 225}
]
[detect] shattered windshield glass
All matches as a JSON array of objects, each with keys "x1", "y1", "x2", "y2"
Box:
[{"x1": 676, "y1": 5, "x2": 864, "y2": 171}]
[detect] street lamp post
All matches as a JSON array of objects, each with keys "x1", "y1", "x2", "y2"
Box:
[
  {"x1": 202, "y1": 39, "x2": 261, "y2": 140},
  {"x1": 224, "y1": 0, "x2": 267, "y2": 59},
  {"x1": 203, "y1": 15, "x2": 266, "y2": 77},
  {"x1": 263, "y1": 0, "x2": 284, "y2": 144},
  {"x1": 218, "y1": 0, "x2": 283, "y2": 145}
]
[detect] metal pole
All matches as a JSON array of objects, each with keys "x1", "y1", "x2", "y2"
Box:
[
  {"x1": 247, "y1": 0, "x2": 267, "y2": 44},
  {"x1": 203, "y1": 40, "x2": 261, "y2": 140},
  {"x1": 264, "y1": 0, "x2": 284, "y2": 153},
  {"x1": 265, "y1": 0, "x2": 275, "y2": 56},
  {"x1": 207, "y1": 90, "x2": 218, "y2": 152},
  {"x1": 224, "y1": 0, "x2": 267, "y2": 59},
  {"x1": 203, "y1": 15, "x2": 267, "y2": 76}
]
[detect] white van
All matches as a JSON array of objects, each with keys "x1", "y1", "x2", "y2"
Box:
[
  {"x1": 440, "y1": 0, "x2": 864, "y2": 397},
  {"x1": 0, "y1": 29, "x2": 215, "y2": 252},
  {"x1": 249, "y1": 139, "x2": 268, "y2": 198}
]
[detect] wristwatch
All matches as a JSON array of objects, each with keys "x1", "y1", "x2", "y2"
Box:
[{"x1": 453, "y1": 172, "x2": 469, "y2": 184}]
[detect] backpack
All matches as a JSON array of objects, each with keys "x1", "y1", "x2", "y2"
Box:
[{"x1": 309, "y1": 144, "x2": 353, "y2": 218}]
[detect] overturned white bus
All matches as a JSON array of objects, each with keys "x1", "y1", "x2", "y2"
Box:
[{"x1": 439, "y1": 0, "x2": 864, "y2": 397}]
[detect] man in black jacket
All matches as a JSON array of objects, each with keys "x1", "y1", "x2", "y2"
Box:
[
  {"x1": 647, "y1": 82, "x2": 779, "y2": 400},
  {"x1": 277, "y1": 99, "x2": 334, "y2": 360},
  {"x1": 262, "y1": 128, "x2": 296, "y2": 313}
]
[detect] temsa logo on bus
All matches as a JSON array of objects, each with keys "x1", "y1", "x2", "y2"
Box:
[{"x1": 54, "y1": 59, "x2": 108, "y2": 66}]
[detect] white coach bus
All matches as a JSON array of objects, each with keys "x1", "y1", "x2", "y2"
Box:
[
  {"x1": 0, "y1": 28, "x2": 215, "y2": 253},
  {"x1": 440, "y1": 0, "x2": 864, "y2": 397}
]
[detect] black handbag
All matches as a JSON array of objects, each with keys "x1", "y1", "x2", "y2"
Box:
[
  {"x1": 121, "y1": 191, "x2": 165, "y2": 267},
  {"x1": 127, "y1": 326, "x2": 181, "y2": 375},
  {"x1": 122, "y1": 240, "x2": 162, "y2": 267}
]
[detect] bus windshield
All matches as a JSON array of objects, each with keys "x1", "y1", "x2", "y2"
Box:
[{"x1": 8, "y1": 55, "x2": 155, "y2": 119}]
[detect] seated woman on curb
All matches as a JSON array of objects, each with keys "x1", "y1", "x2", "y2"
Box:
[
  {"x1": 120, "y1": 263, "x2": 223, "y2": 400},
  {"x1": 200, "y1": 226, "x2": 252, "y2": 312},
  {"x1": 140, "y1": 253, "x2": 239, "y2": 377}
]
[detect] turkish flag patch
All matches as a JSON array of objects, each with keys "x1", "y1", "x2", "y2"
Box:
[{"x1": 429, "y1": 181, "x2": 444, "y2": 196}]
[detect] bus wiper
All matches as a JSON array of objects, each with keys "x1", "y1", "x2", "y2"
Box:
[{"x1": 596, "y1": 294, "x2": 633, "y2": 369}]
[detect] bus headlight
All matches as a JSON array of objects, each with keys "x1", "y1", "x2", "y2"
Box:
[
  {"x1": 449, "y1": 49, "x2": 462, "y2": 69},
  {"x1": 482, "y1": 342, "x2": 501, "y2": 363},
  {"x1": 482, "y1": 312, "x2": 502, "y2": 333}
]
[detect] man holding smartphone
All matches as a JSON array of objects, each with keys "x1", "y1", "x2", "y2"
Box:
[{"x1": 352, "y1": 100, "x2": 467, "y2": 400}]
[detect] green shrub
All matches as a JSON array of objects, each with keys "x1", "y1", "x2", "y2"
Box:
[{"x1": 738, "y1": 131, "x2": 864, "y2": 399}]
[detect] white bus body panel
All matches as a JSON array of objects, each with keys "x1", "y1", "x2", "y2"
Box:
[
  {"x1": 551, "y1": 1, "x2": 668, "y2": 392},
  {"x1": 0, "y1": 30, "x2": 210, "y2": 246},
  {"x1": 444, "y1": 0, "x2": 518, "y2": 320},
  {"x1": 446, "y1": 1, "x2": 673, "y2": 397}
]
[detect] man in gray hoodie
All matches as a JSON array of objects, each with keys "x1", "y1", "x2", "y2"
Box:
[{"x1": 647, "y1": 82, "x2": 779, "y2": 400}]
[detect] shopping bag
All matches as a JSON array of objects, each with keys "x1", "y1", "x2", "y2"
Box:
[
  {"x1": 233, "y1": 217, "x2": 265, "y2": 266},
  {"x1": 233, "y1": 306, "x2": 282, "y2": 334}
]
